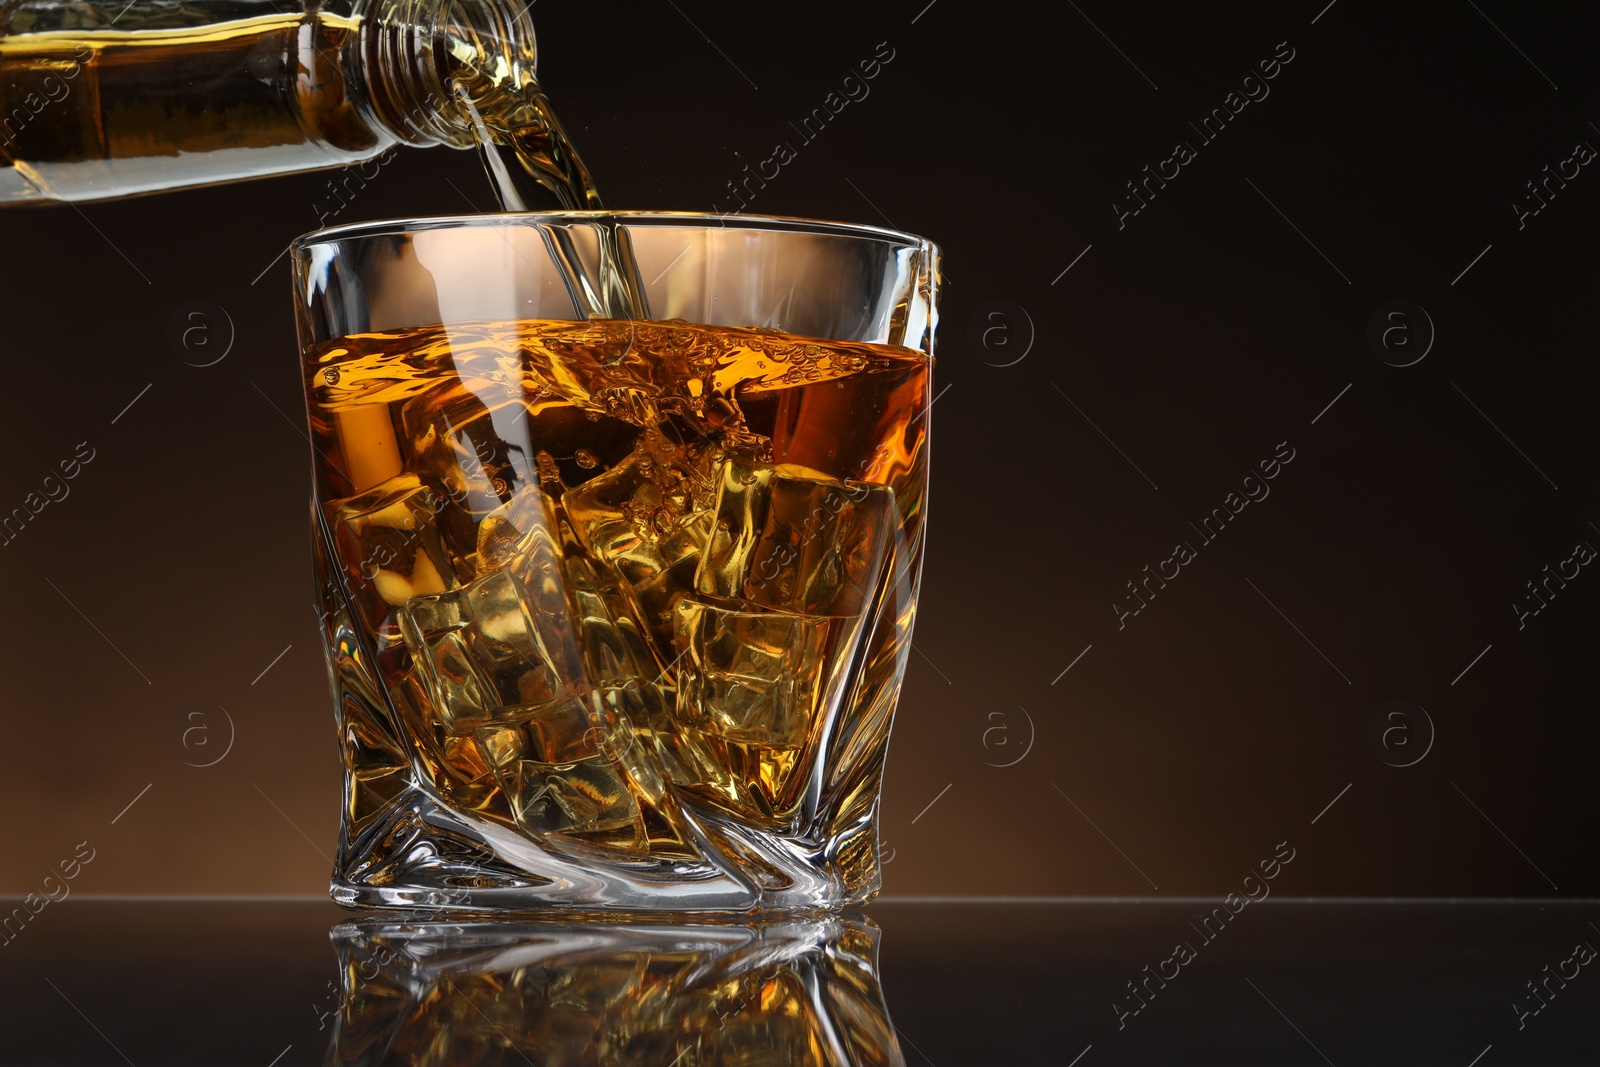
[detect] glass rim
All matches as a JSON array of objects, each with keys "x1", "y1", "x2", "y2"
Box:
[{"x1": 291, "y1": 209, "x2": 938, "y2": 256}]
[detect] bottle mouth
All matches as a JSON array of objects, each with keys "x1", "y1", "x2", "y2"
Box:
[{"x1": 354, "y1": 0, "x2": 540, "y2": 148}]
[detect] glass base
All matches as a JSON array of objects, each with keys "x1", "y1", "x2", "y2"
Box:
[{"x1": 326, "y1": 792, "x2": 876, "y2": 913}]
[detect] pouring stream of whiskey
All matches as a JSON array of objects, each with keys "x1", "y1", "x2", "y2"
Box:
[{"x1": 454, "y1": 74, "x2": 649, "y2": 322}]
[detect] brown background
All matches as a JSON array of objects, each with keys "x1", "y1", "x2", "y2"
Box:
[{"x1": 1, "y1": 0, "x2": 1595, "y2": 899}]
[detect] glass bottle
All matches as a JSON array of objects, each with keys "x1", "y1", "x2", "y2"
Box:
[{"x1": 0, "y1": 0, "x2": 542, "y2": 205}]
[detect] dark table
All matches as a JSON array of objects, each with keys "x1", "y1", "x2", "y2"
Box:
[{"x1": 3, "y1": 899, "x2": 1596, "y2": 1064}]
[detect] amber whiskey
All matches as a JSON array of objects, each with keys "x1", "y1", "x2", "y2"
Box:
[{"x1": 307, "y1": 318, "x2": 929, "y2": 847}]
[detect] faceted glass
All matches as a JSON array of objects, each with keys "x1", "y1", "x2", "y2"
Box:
[{"x1": 292, "y1": 212, "x2": 938, "y2": 910}]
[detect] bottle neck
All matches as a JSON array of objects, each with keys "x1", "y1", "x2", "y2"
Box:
[{"x1": 352, "y1": 0, "x2": 539, "y2": 149}]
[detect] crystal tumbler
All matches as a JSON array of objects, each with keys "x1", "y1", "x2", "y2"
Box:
[{"x1": 292, "y1": 213, "x2": 938, "y2": 910}]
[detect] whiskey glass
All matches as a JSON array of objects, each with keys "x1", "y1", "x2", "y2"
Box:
[{"x1": 292, "y1": 212, "x2": 938, "y2": 910}]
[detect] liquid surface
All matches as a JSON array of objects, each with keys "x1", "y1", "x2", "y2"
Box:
[{"x1": 308, "y1": 318, "x2": 929, "y2": 845}]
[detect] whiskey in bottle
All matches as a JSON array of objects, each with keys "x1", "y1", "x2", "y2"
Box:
[{"x1": 0, "y1": 0, "x2": 597, "y2": 207}]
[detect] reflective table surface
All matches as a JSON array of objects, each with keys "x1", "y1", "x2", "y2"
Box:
[{"x1": 4, "y1": 900, "x2": 1597, "y2": 1064}]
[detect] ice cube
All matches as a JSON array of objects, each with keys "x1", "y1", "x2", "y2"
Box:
[
  {"x1": 477, "y1": 696, "x2": 599, "y2": 765},
  {"x1": 475, "y1": 698, "x2": 644, "y2": 846},
  {"x1": 562, "y1": 433, "x2": 696, "y2": 587},
  {"x1": 563, "y1": 433, "x2": 725, "y2": 659},
  {"x1": 390, "y1": 667, "x2": 500, "y2": 812},
  {"x1": 563, "y1": 556, "x2": 659, "y2": 686},
  {"x1": 630, "y1": 511, "x2": 722, "y2": 660},
  {"x1": 474, "y1": 488, "x2": 562, "y2": 575},
  {"x1": 672, "y1": 598, "x2": 837, "y2": 750},
  {"x1": 399, "y1": 563, "x2": 586, "y2": 734},
  {"x1": 663, "y1": 597, "x2": 845, "y2": 824},
  {"x1": 408, "y1": 629, "x2": 492, "y2": 734},
  {"x1": 581, "y1": 687, "x2": 701, "y2": 859},
  {"x1": 325, "y1": 473, "x2": 456, "y2": 630},
  {"x1": 695, "y1": 460, "x2": 896, "y2": 617},
  {"x1": 590, "y1": 684, "x2": 674, "y2": 777},
  {"x1": 463, "y1": 568, "x2": 579, "y2": 703}
]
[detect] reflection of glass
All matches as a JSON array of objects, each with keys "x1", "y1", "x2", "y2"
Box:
[
  {"x1": 294, "y1": 214, "x2": 938, "y2": 911},
  {"x1": 326, "y1": 917, "x2": 906, "y2": 1066}
]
